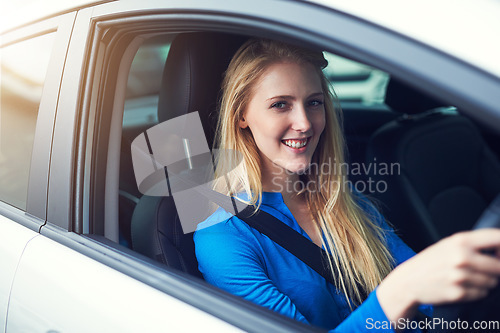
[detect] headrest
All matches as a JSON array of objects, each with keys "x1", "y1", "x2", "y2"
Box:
[
  {"x1": 158, "y1": 32, "x2": 247, "y2": 146},
  {"x1": 385, "y1": 78, "x2": 444, "y2": 114}
]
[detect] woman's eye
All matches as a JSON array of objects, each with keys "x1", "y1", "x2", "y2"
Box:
[
  {"x1": 309, "y1": 100, "x2": 324, "y2": 107},
  {"x1": 270, "y1": 101, "x2": 287, "y2": 109}
]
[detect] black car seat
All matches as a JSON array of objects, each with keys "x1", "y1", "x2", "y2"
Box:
[
  {"x1": 130, "y1": 32, "x2": 247, "y2": 278},
  {"x1": 366, "y1": 79, "x2": 500, "y2": 252}
]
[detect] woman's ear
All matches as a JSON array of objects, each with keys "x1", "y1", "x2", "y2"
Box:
[{"x1": 239, "y1": 116, "x2": 248, "y2": 129}]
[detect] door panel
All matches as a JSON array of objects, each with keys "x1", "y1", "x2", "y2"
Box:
[
  {"x1": 5, "y1": 235, "x2": 239, "y2": 332},
  {"x1": 0, "y1": 217, "x2": 38, "y2": 332}
]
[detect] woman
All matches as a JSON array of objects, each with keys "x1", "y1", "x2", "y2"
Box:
[{"x1": 194, "y1": 38, "x2": 500, "y2": 331}]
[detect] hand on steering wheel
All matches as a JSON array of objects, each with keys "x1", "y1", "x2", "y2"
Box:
[{"x1": 377, "y1": 229, "x2": 500, "y2": 323}]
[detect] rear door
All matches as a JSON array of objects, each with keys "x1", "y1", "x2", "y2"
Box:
[{"x1": 0, "y1": 12, "x2": 72, "y2": 331}]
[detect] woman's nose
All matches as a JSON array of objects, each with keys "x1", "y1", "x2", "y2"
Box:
[{"x1": 291, "y1": 105, "x2": 312, "y2": 133}]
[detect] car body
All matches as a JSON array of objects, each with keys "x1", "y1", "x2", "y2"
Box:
[{"x1": 1, "y1": 0, "x2": 499, "y2": 332}]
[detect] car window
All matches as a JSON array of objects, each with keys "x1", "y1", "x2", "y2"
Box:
[
  {"x1": 123, "y1": 35, "x2": 172, "y2": 129},
  {"x1": 0, "y1": 32, "x2": 56, "y2": 210},
  {"x1": 98, "y1": 28, "x2": 496, "y2": 273},
  {"x1": 114, "y1": 35, "x2": 392, "y2": 249},
  {"x1": 324, "y1": 52, "x2": 389, "y2": 105},
  {"x1": 118, "y1": 34, "x2": 173, "y2": 246}
]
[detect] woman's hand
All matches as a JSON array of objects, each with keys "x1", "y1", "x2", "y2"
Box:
[{"x1": 377, "y1": 229, "x2": 500, "y2": 322}]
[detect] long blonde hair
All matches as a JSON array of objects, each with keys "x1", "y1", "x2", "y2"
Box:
[{"x1": 213, "y1": 38, "x2": 394, "y2": 306}]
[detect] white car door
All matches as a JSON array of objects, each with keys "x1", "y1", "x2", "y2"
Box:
[
  {"x1": 6, "y1": 234, "x2": 239, "y2": 332},
  {"x1": 0, "y1": 216, "x2": 38, "y2": 332},
  {"x1": 0, "y1": 11, "x2": 73, "y2": 333}
]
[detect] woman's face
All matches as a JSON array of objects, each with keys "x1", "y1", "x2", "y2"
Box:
[{"x1": 240, "y1": 61, "x2": 326, "y2": 178}]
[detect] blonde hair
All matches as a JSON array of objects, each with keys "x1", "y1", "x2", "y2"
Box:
[{"x1": 213, "y1": 38, "x2": 394, "y2": 306}]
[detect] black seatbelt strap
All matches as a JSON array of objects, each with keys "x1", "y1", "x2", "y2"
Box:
[
  {"x1": 165, "y1": 170, "x2": 367, "y2": 299},
  {"x1": 236, "y1": 206, "x2": 434, "y2": 329},
  {"x1": 236, "y1": 206, "x2": 336, "y2": 285}
]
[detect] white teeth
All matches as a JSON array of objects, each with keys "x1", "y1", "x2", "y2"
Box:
[{"x1": 284, "y1": 139, "x2": 307, "y2": 148}]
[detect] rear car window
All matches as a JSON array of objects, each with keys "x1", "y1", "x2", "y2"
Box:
[
  {"x1": 324, "y1": 52, "x2": 389, "y2": 105},
  {"x1": 123, "y1": 35, "x2": 172, "y2": 129},
  {"x1": 0, "y1": 32, "x2": 55, "y2": 209}
]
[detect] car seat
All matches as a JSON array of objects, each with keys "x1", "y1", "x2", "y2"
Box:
[
  {"x1": 130, "y1": 32, "x2": 247, "y2": 278},
  {"x1": 366, "y1": 79, "x2": 500, "y2": 252}
]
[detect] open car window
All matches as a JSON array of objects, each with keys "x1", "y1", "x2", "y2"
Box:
[
  {"x1": 123, "y1": 35, "x2": 172, "y2": 129},
  {"x1": 324, "y1": 52, "x2": 389, "y2": 105},
  {"x1": 115, "y1": 36, "x2": 395, "y2": 249},
  {"x1": 105, "y1": 30, "x2": 500, "y2": 274}
]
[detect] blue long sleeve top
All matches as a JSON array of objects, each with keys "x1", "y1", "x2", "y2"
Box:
[{"x1": 194, "y1": 191, "x2": 431, "y2": 331}]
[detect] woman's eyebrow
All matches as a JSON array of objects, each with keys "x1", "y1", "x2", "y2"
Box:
[
  {"x1": 266, "y1": 92, "x2": 323, "y2": 101},
  {"x1": 266, "y1": 95, "x2": 294, "y2": 101},
  {"x1": 308, "y1": 92, "x2": 324, "y2": 98}
]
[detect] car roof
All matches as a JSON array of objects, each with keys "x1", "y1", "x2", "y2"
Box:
[
  {"x1": 309, "y1": 0, "x2": 500, "y2": 78},
  {"x1": 2, "y1": 0, "x2": 499, "y2": 79},
  {"x1": 0, "y1": 0, "x2": 116, "y2": 34}
]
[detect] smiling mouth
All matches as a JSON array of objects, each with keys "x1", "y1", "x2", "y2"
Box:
[{"x1": 281, "y1": 137, "x2": 310, "y2": 149}]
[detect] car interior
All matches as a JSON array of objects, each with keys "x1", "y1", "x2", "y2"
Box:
[
  {"x1": 115, "y1": 31, "x2": 500, "y2": 285},
  {"x1": 368, "y1": 79, "x2": 500, "y2": 252}
]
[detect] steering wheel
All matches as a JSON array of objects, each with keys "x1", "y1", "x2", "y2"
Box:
[{"x1": 432, "y1": 195, "x2": 500, "y2": 332}]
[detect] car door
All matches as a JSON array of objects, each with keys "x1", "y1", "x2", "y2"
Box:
[{"x1": 0, "y1": 12, "x2": 74, "y2": 332}]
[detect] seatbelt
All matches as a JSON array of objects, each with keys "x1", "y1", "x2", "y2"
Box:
[
  {"x1": 236, "y1": 206, "x2": 340, "y2": 290},
  {"x1": 168, "y1": 169, "x2": 431, "y2": 324},
  {"x1": 161, "y1": 168, "x2": 361, "y2": 297},
  {"x1": 236, "y1": 206, "x2": 435, "y2": 327}
]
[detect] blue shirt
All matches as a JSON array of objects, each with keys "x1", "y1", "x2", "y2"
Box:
[{"x1": 194, "y1": 192, "x2": 431, "y2": 331}]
